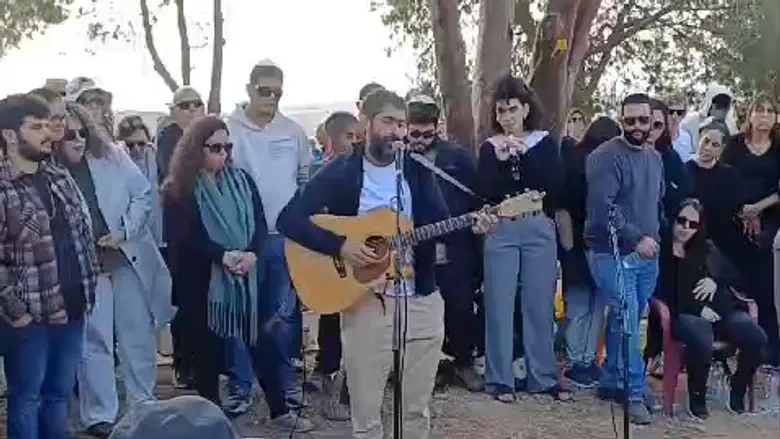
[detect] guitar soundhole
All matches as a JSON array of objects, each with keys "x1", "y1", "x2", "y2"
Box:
[{"x1": 353, "y1": 236, "x2": 392, "y2": 284}]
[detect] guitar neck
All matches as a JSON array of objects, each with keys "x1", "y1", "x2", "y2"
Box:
[{"x1": 399, "y1": 206, "x2": 498, "y2": 246}]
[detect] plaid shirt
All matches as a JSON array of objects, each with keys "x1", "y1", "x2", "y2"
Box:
[{"x1": 0, "y1": 158, "x2": 99, "y2": 323}]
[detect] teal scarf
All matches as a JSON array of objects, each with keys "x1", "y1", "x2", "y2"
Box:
[{"x1": 195, "y1": 167, "x2": 259, "y2": 345}]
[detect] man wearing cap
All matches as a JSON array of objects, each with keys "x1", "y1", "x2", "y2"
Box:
[
  {"x1": 65, "y1": 77, "x2": 115, "y2": 139},
  {"x1": 406, "y1": 95, "x2": 484, "y2": 392},
  {"x1": 226, "y1": 59, "x2": 314, "y2": 432}
]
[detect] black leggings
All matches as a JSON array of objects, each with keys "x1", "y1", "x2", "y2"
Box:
[{"x1": 674, "y1": 311, "x2": 767, "y2": 395}]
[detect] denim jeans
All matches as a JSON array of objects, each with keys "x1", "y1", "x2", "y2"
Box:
[
  {"x1": 4, "y1": 321, "x2": 84, "y2": 439},
  {"x1": 224, "y1": 337, "x2": 254, "y2": 393},
  {"x1": 587, "y1": 251, "x2": 658, "y2": 402},
  {"x1": 254, "y1": 234, "x2": 300, "y2": 414},
  {"x1": 564, "y1": 282, "x2": 605, "y2": 368}
]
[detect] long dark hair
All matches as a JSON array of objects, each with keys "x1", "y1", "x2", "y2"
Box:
[
  {"x1": 64, "y1": 102, "x2": 112, "y2": 159},
  {"x1": 675, "y1": 198, "x2": 708, "y2": 259},
  {"x1": 163, "y1": 115, "x2": 228, "y2": 199},
  {"x1": 651, "y1": 98, "x2": 673, "y2": 152},
  {"x1": 578, "y1": 116, "x2": 621, "y2": 154}
]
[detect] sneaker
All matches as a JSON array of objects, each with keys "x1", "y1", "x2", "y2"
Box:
[
  {"x1": 85, "y1": 422, "x2": 114, "y2": 438},
  {"x1": 223, "y1": 384, "x2": 252, "y2": 417},
  {"x1": 588, "y1": 362, "x2": 603, "y2": 382},
  {"x1": 687, "y1": 392, "x2": 709, "y2": 420},
  {"x1": 270, "y1": 411, "x2": 315, "y2": 433},
  {"x1": 727, "y1": 383, "x2": 746, "y2": 414},
  {"x1": 321, "y1": 372, "x2": 350, "y2": 421},
  {"x1": 565, "y1": 364, "x2": 596, "y2": 388},
  {"x1": 627, "y1": 401, "x2": 652, "y2": 425},
  {"x1": 454, "y1": 365, "x2": 485, "y2": 392}
]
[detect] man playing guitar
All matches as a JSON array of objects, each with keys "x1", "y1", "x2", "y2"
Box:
[{"x1": 277, "y1": 88, "x2": 496, "y2": 439}]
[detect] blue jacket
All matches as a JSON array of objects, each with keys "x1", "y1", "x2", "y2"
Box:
[{"x1": 276, "y1": 153, "x2": 448, "y2": 297}]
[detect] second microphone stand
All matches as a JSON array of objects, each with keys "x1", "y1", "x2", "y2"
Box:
[
  {"x1": 608, "y1": 206, "x2": 631, "y2": 439},
  {"x1": 391, "y1": 146, "x2": 407, "y2": 439}
]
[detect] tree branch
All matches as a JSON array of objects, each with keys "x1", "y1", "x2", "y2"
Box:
[
  {"x1": 174, "y1": 0, "x2": 191, "y2": 85},
  {"x1": 208, "y1": 0, "x2": 224, "y2": 114},
  {"x1": 139, "y1": 0, "x2": 179, "y2": 92}
]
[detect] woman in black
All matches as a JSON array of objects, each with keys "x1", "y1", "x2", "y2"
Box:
[
  {"x1": 163, "y1": 116, "x2": 267, "y2": 406},
  {"x1": 649, "y1": 98, "x2": 691, "y2": 223},
  {"x1": 560, "y1": 117, "x2": 621, "y2": 388},
  {"x1": 656, "y1": 199, "x2": 766, "y2": 418},
  {"x1": 721, "y1": 93, "x2": 780, "y2": 365}
]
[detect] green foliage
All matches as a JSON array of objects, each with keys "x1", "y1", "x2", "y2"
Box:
[
  {"x1": 373, "y1": 0, "x2": 774, "y2": 111},
  {"x1": 0, "y1": 0, "x2": 73, "y2": 56}
]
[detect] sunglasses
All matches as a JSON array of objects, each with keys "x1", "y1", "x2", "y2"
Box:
[
  {"x1": 176, "y1": 101, "x2": 204, "y2": 111},
  {"x1": 669, "y1": 109, "x2": 685, "y2": 117},
  {"x1": 119, "y1": 116, "x2": 146, "y2": 130},
  {"x1": 64, "y1": 128, "x2": 88, "y2": 141},
  {"x1": 409, "y1": 129, "x2": 435, "y2": 140},
  {"x1": 204, "y1": 142, "x2": 233, "y2": 154},
  {"x1": 255, "y1": 86, "x2": 283, "y2": 98},
  {"x1": 80, "y1": 96, "x2": 108, "y2": 107},
  {"x1": 569, "y1": 116, "x2": 583, "y2": 124},
  {"x1": 652, "y1": 121, "x2": 665, "y2": 130},
  {"x1": 675, "y1": 216, "x2": 700, "y2": 229},
  {"x1": 623, "y1": 116, "x2": 650, "y2": 127},
  {"x1": 125, "y1": 141, "x2": 148, "y2": 150}
]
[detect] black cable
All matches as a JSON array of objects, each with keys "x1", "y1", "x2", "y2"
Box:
[{"x1": 287, "y1": 302, "x2": 307, "y2": 439}]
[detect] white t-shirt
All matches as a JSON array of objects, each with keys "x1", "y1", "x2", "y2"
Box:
[{"x1": 359, "y1": 158, "x2": 415, "y2": 296}]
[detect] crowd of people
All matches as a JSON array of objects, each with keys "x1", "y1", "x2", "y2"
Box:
[{"x1": 0, "y1": 57, "x2": 778, "y2": 439}]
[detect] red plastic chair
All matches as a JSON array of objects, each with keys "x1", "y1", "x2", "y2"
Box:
[{"x1": 649, "y1": 289, "x2": 758, "y2": 416}]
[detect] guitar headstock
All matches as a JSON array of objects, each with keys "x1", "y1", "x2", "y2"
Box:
[{"x1": 495, "y1": 191, "x2": 545, "y2": 219}]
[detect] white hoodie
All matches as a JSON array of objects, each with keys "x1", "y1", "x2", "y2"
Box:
[
  {"x1": 227, "y1": 103, "x2": 311, "y2": 232},
  {"x1": 680, "y1": 83, "x2": 738, "y2": 158}
]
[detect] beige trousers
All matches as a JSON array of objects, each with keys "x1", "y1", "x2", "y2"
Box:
[{"x1": 342, "y1": 292, "x2": 445, "y2": 439}]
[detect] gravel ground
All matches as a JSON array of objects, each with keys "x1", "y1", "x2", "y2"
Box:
[{"x1": 0, "y1": 363, "x2": 776, "y2": 439}]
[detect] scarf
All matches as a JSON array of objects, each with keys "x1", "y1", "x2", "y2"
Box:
[{"x1": 195, "y1": 167, "x2": 259, "y2": 345}]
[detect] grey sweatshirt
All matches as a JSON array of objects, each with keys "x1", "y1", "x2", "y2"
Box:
[
  {"x1": 584, "y1": 136, "x2": 665, "y2": 254},
  {"x1": 228, "y1": 103, "x2": 311, "y2": 232}
]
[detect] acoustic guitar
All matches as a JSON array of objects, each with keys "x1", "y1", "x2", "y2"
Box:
[{"x1": 285, "y1": 191, "x2": 545, "y2": 313}]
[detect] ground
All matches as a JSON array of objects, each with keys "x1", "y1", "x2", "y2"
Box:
[{"x1": 0, "y1": 361, "x2": 777, "y2": 438}]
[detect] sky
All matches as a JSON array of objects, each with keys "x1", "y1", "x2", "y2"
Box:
[{"x1": 0, "y1": 0, "x2": 419, "y2": 112}]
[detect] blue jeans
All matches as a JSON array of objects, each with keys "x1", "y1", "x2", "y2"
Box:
[
  {"x1": 564, "y1": 282, "x2": 605, "y2": 368},
  {"x1": 5, "y1": 321, "x2": 84, "y2": 439},
  {"x1": 587, "y1": 251, "x2": 658, "y2": 402},
  {"x1": 253, "y1": 234, "x2": 300, "y2": 412},
  {"x1": 224, "y1": 337, "x2": 254, "y2": 393}
]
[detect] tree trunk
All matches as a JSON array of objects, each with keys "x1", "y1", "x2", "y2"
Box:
[
  {"x1": 427, "y1": 0, "x2": 473, "y2": 150},
  {"x1": 472, "y1": 0, "x2": 515, "y2": 146},
  {"x1": 174, "y1": 0, "x2": 191, "y2": 85},
  {"x1": 207, "y1": 0, "x2": 224, "y2": 114},
  {"x1": 139, "y1": 0, "x2": 179, "y2": 92},
  {"x1": 529, "y1": 0, "x2": 600, "y2": 138}
]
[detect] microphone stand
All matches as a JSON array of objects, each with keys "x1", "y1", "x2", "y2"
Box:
[
  {"x1": 608, "y1": 206, "x2": 631, "y2": 439},
  {"x1": 392, "y1": 144, "x2": 406, "y2": 439}
]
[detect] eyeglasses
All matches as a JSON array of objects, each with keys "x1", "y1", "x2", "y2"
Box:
[
  {"x1": 409, "y1": 129, "x2": 435, "y2": 140},
  {"x1": 669, "y1": 109, "x2": 686, "y2": 117},
  {"x1": 204, "y1": 143, "x2": 233, "y2": 154},
  {"x1": 176, "y1": 101, "x2": 204, "y2": 111},
  {"x1": 255, "y1": 86, "x2": 283, "y2": 99},
  {"x1": 675, "y1": 216, "x2": 700, "y2": 229},
  {"x1": 125, "y1": 141, "x2": 148, "y2": 150},
  {"x1": 652, "y1": 121, "x2": 665, "y2": 130},
  {"x1": 64, "y1": 128, "x2": 88, "y2": 141},
  {"x1": 622, "y1": 116, "x2": 650, "y2": 127}
]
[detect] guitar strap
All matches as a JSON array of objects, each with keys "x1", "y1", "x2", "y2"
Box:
[{"x1": 408, "y1": 151, "x2": 484, "y2": 201}]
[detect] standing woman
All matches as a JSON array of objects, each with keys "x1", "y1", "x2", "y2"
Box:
[
  {"x1": 57, "y1": 104, "x2": 173, "y2": 438},
  {"x1": 721, "y1": 93, "x2": 780, "y2": 365},
  {"x1": 117, "y1": 115, "x2": 162, "y2": 247},
  {"x1": 478, "y1": 75, "x2": 569, "y2": 402},
  {"x1": 649, "y1": 99, "x2": 691, "y2": 223},
  {"x1": 561, "y1": 117, "x2": 621, "y2": 387},
  {"x1": 163, "y1": 116, "x2": 267, "y2": 406}
]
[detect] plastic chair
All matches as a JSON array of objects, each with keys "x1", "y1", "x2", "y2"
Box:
[{"x1": 649, "y1": 290, "x2": 758, "y2": 416}]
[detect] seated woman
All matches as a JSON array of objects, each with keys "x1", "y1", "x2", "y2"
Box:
[{"x1": 656, "y1": 199, "x2": 767, "y2": 419}]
